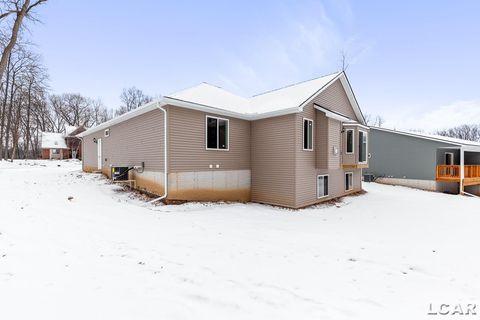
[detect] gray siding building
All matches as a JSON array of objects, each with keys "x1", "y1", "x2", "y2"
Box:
[{"x1": 367, "y1": 127, "x2": 480, "y2": 195}]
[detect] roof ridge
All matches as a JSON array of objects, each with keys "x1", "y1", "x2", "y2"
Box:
[{"x1": 251, "y1": 71, "x2": 341, "y2": 98}]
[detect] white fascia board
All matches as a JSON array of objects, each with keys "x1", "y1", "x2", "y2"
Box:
[
  {"x1": 462, "y1": 146, "x2": 480, "y2": 152},
  {"x1": 164, "y1": 97, "x2": 300, "y2": 120},
  {"x1": 162, "y1": 97, "x2": 251, "y2": 120},
  {"x1": 248, "y1": 107, "x2": 301, "y2": 120},
  {"x1": 314, "y1": 104, "x2": 352, "y2": 122},
  {"x1": 78, "y1": 100, "x2": 165, "y2": 137},
  {"x1": 339, "y1": 74, "x2": 367, "y2": 125},
  {"x1": 370, "y1": 127, "x2": 464, "y2": 146},
  {"x1": 298, "y1": 72, "x2": 343, "y2": 111},
  {"x1": 342, "y1": 122, "x2": 370, "y2": 130}
]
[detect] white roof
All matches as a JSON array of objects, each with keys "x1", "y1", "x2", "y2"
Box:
[
  {"x1": 371, "y1": 127, "x2": 480, "y2": 150},
  {"x1": 41, "y1": 132, "x2": 67, "y2": 149},
  {"x1": 65, "y1": 125, "x2": 77, "y2": 135},
  {"x1": 80, "y1": 71, "x2": 365, "y2": 137},
  {"x1": 167, "y1": 72, "x2": 341, "y2": 115}
]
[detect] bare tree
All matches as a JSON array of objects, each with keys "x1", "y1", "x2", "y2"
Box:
[
  {"x1": 436, "y1": 124, "x2": 480, "y2": 142},
  {"x1": 340, "y1": 49, "x2": 349, "y2": 72},
  {"x1": 116, "y1": 86, "x2": 152, "y2": 116},
  {"x1": 364, "y1": 113, "x2": 385, "y2": 127},
  {"x1": 0, "y1": 0, "x2": 48, "y2": 82}
]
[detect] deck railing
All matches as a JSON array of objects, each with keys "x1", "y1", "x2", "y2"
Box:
[
  {"x1": 465, "y1": 165, "x2": 480, "y2": 178},
  {"x1": 436, "y1": 165, "x2": 480, "y2": 179}
]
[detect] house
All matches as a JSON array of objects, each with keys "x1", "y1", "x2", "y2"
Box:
[
  {"x1": 65, "y1": 125, "x2": 86, "y2": 159},
  {"x1": 41, "y1": 132, "x2": 69, "y2": 159},
  {"x1": 40, "y1": 125, "x2": 86, "y2": 160},
  {"x1": 78, "y1": 71, "x2": 369, "y2": 208},
  {"x1": 366, "y1": 127, "x2": 480, "y2": 195}
]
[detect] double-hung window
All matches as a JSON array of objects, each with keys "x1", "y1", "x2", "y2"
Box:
[
  {"x1": 345, "y1": 172, "x2": 353, "y2": 191},
  {"x1": 206, "y1": 116, "x2": 229, "y2": 150},
  {"x1": 346, "y1": 129, "x2": 354, "y2": 154},
  {"x1": 317, "y1": 175, "x2": 329, "y2": 198},
  {"x1": 303, "y1": 118, "x2": 313, "y2": 150},
  {"x1": 358, "y1": 130, "x2": 368, "y2": 163}
]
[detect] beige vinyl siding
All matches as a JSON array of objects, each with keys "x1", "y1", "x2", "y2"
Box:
[
  {"x1": 82, "y1": 109, "x2": 164, "y2": 174},
  {"x1": 295, "y1": 104, "x2": 362, "y2": 208},
  {"x1": 251, "y1": 114, "x2": 296, "y2": 207},
  {"x1": 312, "y1": 79, "x2": 358, "y2": 121},
  {"x1": 327, "y1": 118, "x2": 341, "y2": 169},
  {"x1": 316, "y1": 112, "x2": 328, "y2": 168},
  {"x1": 167, "y1": 105, "x2": 250, "y2": 172}
]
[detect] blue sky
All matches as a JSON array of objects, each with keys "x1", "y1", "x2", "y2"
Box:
[{"x1": 31, "y1": 0, "x2": 480, "y2": 131}]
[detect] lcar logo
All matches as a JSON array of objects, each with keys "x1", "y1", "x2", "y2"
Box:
[{"x1": 428, "y1": 303, "x2": 477, "y2": 316}]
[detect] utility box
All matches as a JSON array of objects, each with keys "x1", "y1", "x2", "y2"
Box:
[
  {"x1": 112, "y1": 166, "x2": 129, "y2": 181},
  {"x1": 363, "y1": 173, "x2": 374, "y2": 182}
]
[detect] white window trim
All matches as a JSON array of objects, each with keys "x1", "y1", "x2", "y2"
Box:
[
  {"x1": 358, "y1": 130, "x2": 368, "y2": 164},
  {"x1": 205, "y1": 115, "x2": 230, "y2": 151},
  {"x1": 104, "y1": 128, "x2": 110, "y2": 137},
  {"x1": 317, "y1": 174, "x2": 329, "y2": 199},
  {"x1": 444, "y1": 152, "x2": 454, "y2": 165},
  {"x1": 303, "y1": 117, "x2": 314, "y2": 151},
  {"x1": 345, "y1": 128, "x2": 354, "y2": 154},
  {"x1": 345, "y1": 172, "x2": 353, "y2": 192}
]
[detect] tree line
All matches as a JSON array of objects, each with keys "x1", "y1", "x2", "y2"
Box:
[{"x1": 0, "y1": 1, "x2": 152, "y2": 160}]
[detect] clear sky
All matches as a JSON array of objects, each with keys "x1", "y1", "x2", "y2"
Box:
[{"x1": 31, "y1": 0, "x2": 480, "y2": 131}]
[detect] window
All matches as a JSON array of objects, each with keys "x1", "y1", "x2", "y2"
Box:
[
  {"x1": 317, "y1": 175, "x2": 329, "y2": 198},
  {"x1": 358, "y1": 131, "x2": 368, "y2": 163},
  {"x1": 345, "y1": 172, "x2": 353, "y2": 191},
  {"x1": 346, "y1": 129, "x2": 354, "y2": 154},
  {"x1": 444, "y1": 152, "x2": 454, "y2": 165},
  {"x1": 52, "y1": 149, "x2": 59, "y2": 154},
  {"x1": 206, "y1": 116, "x2": 229, "y2": 150},
  {"x1": 303, "y1": 118, "x2": 313, "y2": 150},
  {"x1": 104, "y1": 128, "x2": 110, "y2": 137}
]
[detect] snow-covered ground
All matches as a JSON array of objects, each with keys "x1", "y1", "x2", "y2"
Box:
[{"x1": 1, "y1": 160, "x2": 479, "y2": 320}]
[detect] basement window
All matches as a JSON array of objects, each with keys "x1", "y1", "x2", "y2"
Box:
[
  {"x1": 345, "y1": 172, "x2": 353, "y2": 191},
  {"x1": 346, "y1": 129, "x2": 354, "y2": 154},
  {"x1": 206, "y1": 116, "x2": 229, "y2": 150},
  {"x1": 317, "y1": 175, "x2": 329, "y2": 198},
  {"x1": 303, "y1": 118, "x2": 313, "y2": 150}
]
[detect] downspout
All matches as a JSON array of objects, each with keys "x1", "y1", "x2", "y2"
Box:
[{"x1": 149, "y1": 102, "x2": 168, "y2": 203}]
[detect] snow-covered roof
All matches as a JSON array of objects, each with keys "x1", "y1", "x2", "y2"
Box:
[
  {"x1": 371, "y1": 127, "x2": 480, "y2": 151},
  {"x1": 167, "y1": 72, "x2": 341, "y2": 115},
  {"x1": 41, "y1": 132, "x2": 68, "y2": 149},
  {"x1": 79, "y1": 71, "x2": 365, "y2": 137},
  {"x1": 65, "y1": 125, "x2": 77, "y2": 135}
]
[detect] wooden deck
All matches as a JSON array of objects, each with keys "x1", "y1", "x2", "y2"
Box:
[{"x1": 436, "y1": 165, "x2": 480, "y2": 186}]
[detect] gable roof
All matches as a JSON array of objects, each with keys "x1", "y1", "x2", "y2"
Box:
[
  {"x1": 79, "y1": 71, "x2": 365, "y2": 137},
  {"x1": 371, "y1": 127, "x2": 480, "y2": 151},
  {"x1": 41, "y1": 132, "x2": 68, "y2": 149}
]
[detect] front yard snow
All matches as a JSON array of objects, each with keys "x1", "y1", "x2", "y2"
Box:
[{"x1": 0, "y1": 160, "x2": 479, "y2": 319}]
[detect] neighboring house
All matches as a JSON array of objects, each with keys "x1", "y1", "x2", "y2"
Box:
[
  {"x1": 40, "y1": 125, "x2": 86, "y2": 160},
  {"x1": 41, "y1": 132, "x2": 69, "y2": 160},
  {"x1": 65, "y1": 125, "x2": 86, "y2": 159},
  {"x1": 367, "y1": 127, "x2": 480, "y2": 195},
  {"x1": 78, "y1": 71, "x2": 369, "y2": 208}
]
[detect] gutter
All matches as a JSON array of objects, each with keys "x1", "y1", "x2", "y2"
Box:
[{"x1": 149, "y1": 101, "x2": 168, "y2": 204}]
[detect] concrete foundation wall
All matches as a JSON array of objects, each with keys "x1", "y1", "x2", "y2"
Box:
[
  {"x1": 375, "y1": 177, "x2": 437, "y2": 191},
  {"x1": 168, "y1": 170, "x2": 251, "y2": 202}
]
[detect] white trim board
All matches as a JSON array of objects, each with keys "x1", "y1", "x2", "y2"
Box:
[{"x1": 79, "y1": 72, "x2": 366, "y2": 137}]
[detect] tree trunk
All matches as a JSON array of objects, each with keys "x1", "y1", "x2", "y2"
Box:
[
  {"x1": 0, "y1": 55, "x2": 12, "y2": 159},
  {"x1": 4, "y1": 72, "x2": 16, "y2": 159},
  {"x1": 24, "y1": 81, "x2": 32, "y2": 158},
  {"x1": 0, "y1": 0, "x2": 30, "y2": 83}
]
